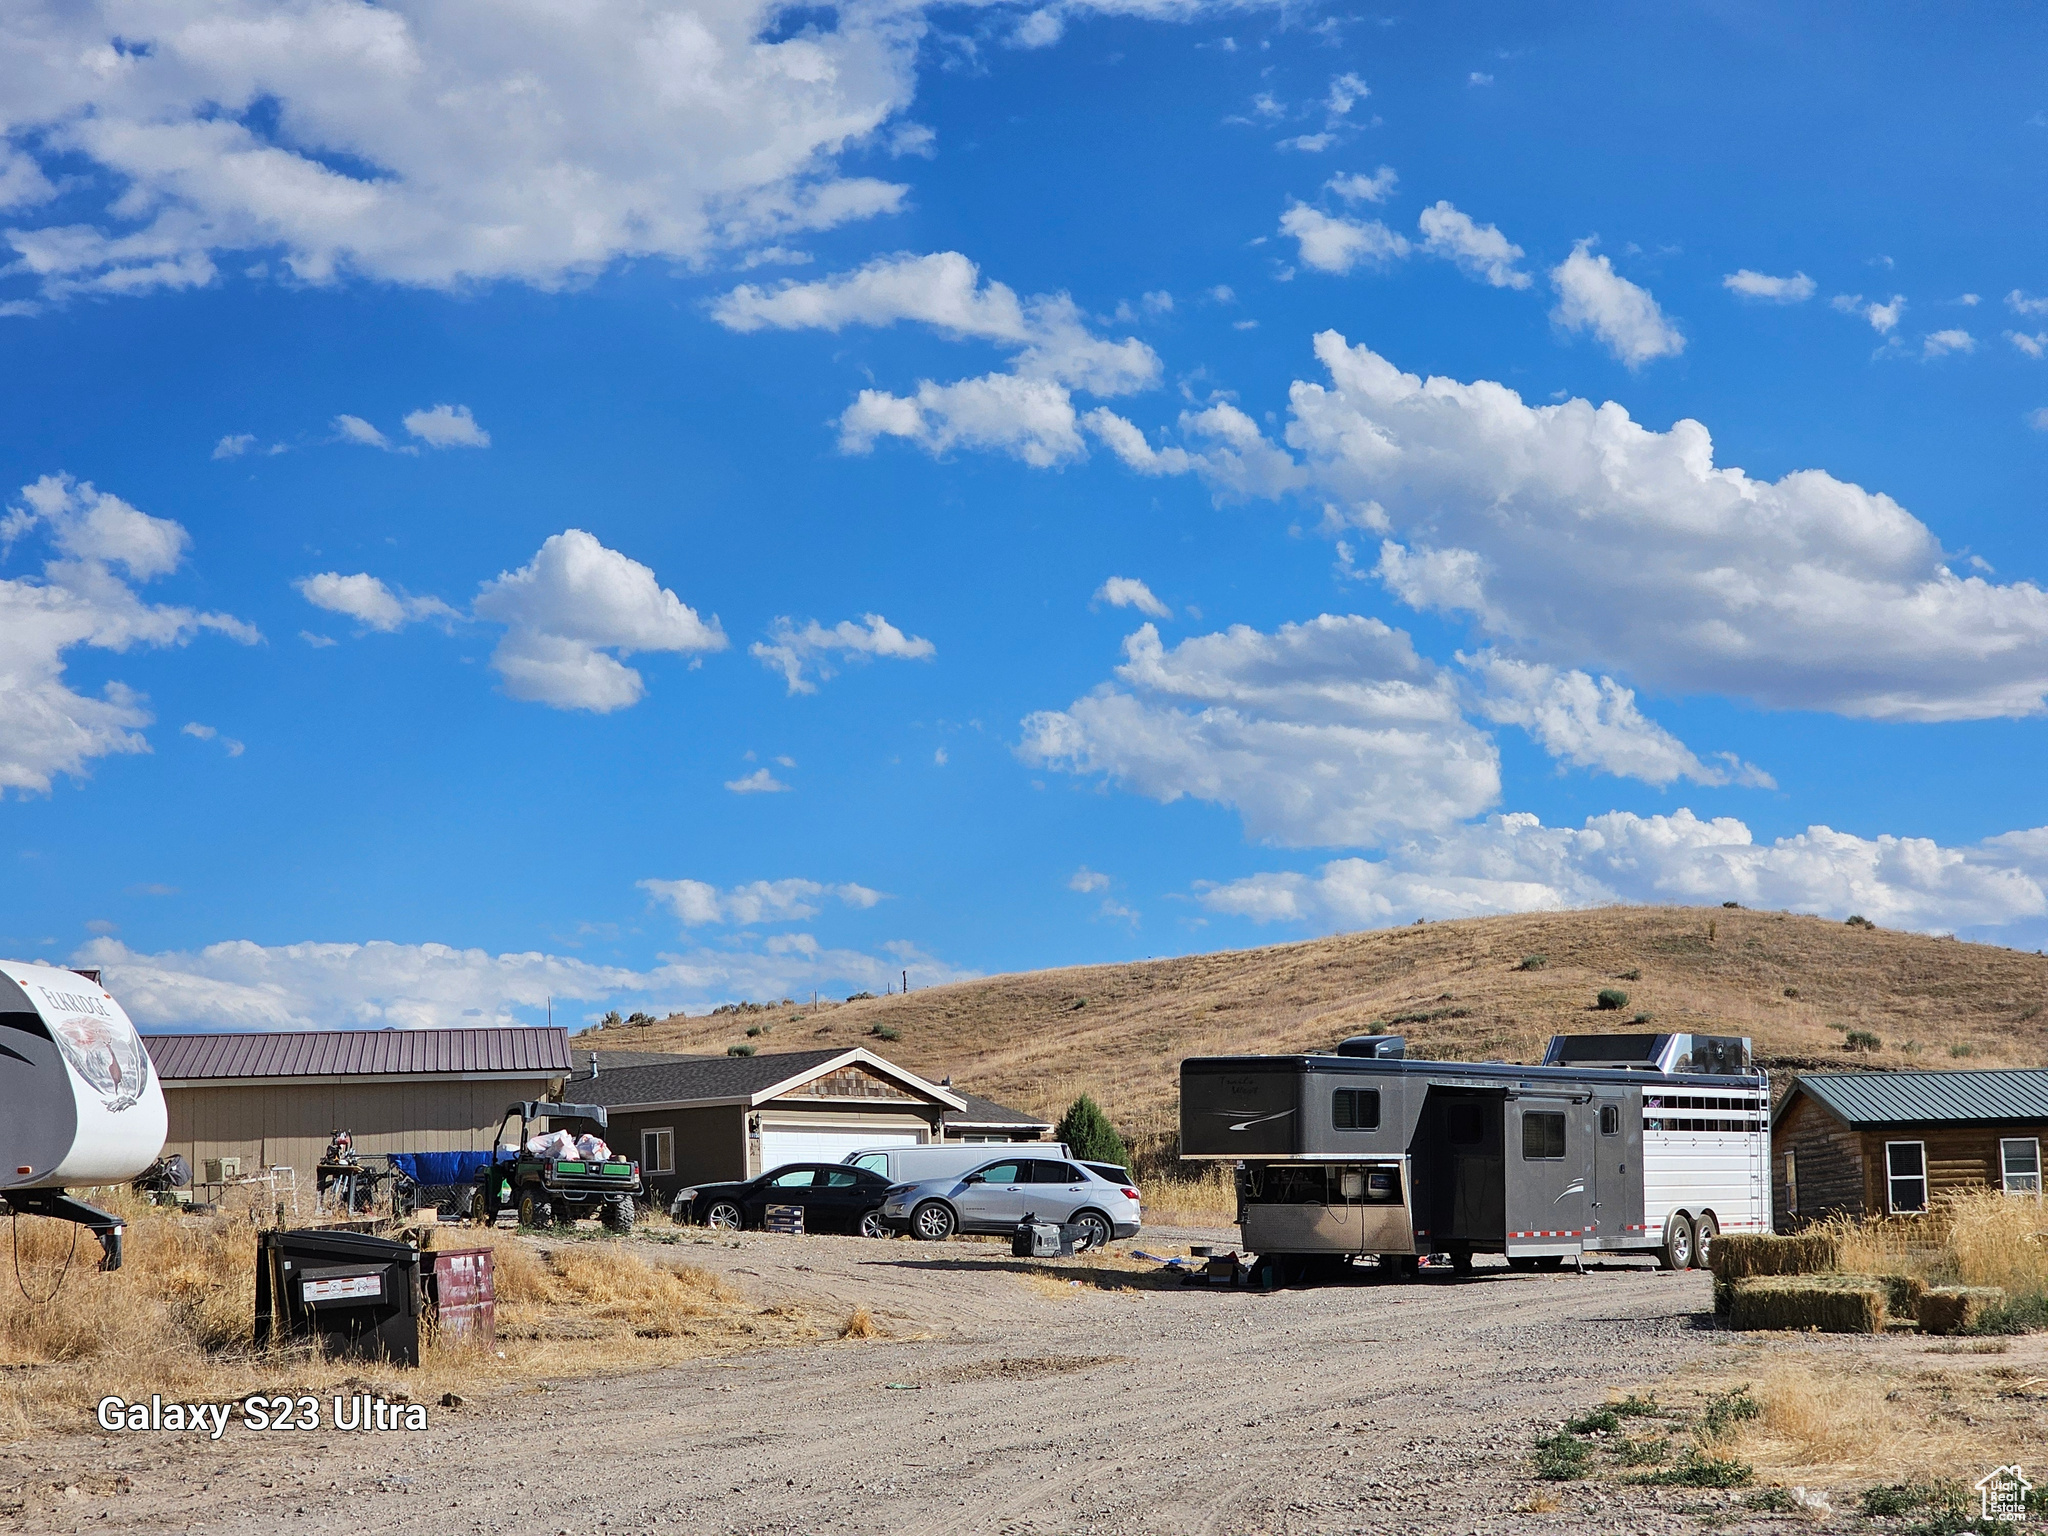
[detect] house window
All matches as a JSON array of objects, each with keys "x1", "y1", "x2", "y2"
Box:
[
  {"x1": 1784, "y1": 1151, "x2": 1798, "y2": 1219},
  {"x1": 641, "y1": 1128, "x2": 674, "y2": 1176},
  {"x1": 1885, "y1": 1141, "x2": 1928, "y2": 1213},
  {"x1": 1599, "y1": 1104, "x2": 1619, "y2": 1136},
  {"x1": 1521, "y1": 1111, "x2": 1566, "y2": 1160},
  {"x1": 2002, "y1": 1138, "x2": 2042, "y2": 1195},
  {"x1": 1332, "y1": 1089, "x2": 1381, "y2": 1131}
]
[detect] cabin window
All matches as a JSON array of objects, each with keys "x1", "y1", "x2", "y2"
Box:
[
  {"x1": 1784, "y1": 1151, "x2": 1798, "y2": 1218},
  {"x1": 1521, "y1": 1111, "x2": 1567, "y2": 1160},
  {"x1": 2002, "y1": 1138, "x2": 2042, "y2": 1195},
  {"x1": 1599, "y1": 1104, "x2": 1619, "y2": 1136},
  {"x1": 1885, "y1": 1141, "x2": 1928, "y2": 1214},
  {"x1": 641, "y1": 1128, "x2": 674, "y2": 1176},
  {"x1": 1332, "y1": 1089, "x2": 1381, "y2": 1131},
  {"x1": 1445, "y1": 1102, "x2": 1485, "y2": 1146}
]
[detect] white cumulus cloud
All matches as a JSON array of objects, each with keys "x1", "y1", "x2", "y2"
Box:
[
  {"x1": 0, "y1": 474, "x2": 258, "y2": 795},
  {"x1": 1416, "y1": 201, "x2": 1530, "y2": 289},
  {"x1": 750, "y1": 612, "x2": 935, "y2": 695},
  {"x1": 1194, "y1": 809, "x2": 2048, "y2": 938},
  {"x1": 1093, "y1": 576, "x2": 1170, "y2": 617},
  {"x1": 1923, "y1": 329, "x2": 1976, "y2": 358},
  {"x1": 1550, "y1": 240, "x2": 1684, "y2": 366},
  {"x1": 295, "y1": 571, "x2": 457, "y2": 633},
  {"x1": 639, "y1": 876, "x2": 883, "y2": 927},
  {"x1": 1723, "y1": 270, "x2": 1815, "y2": 303},
  {"x1": 403, "y1": 404, "x2": 489, "y2": 448},
  {"x1": 725, "y1": 767, "x2": 790, "y2": 794},
  {"x1": 472, "y1": 529, "x2": 726, "y2": 712},
  {"x1": 1326, "y1": 166, "x2": 1397, "y2": 204},
  {"x1": 1279, "y1": 204, "x2": 1410, "y2": 275},
  {"x1": 1020, "y1": 617, "x2": 1500, "y2": 848}
]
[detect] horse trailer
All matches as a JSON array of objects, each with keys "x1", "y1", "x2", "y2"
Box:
[{"x1": 1180, "y1": 1032, "x2": 1769, "y2": 1275}]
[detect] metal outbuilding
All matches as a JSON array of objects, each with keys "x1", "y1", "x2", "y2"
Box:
[
  {"x1": 146, "y1": 1027, "x2": 573, "y2": 1201},
  {"x1": 1771, "y1": 1068, "x2": 2048, "y2": 1227}
]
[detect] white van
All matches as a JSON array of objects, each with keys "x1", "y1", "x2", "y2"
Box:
[{"x1": 844, "y1": 1142, "x2": 1070, "y2": 1185}]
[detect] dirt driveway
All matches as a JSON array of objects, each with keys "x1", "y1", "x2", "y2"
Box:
[{"x1": 3, "y1": 1227, "x2": 1740, "y2": 1535}]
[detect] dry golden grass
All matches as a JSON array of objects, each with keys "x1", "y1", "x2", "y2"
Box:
[
  {"x1": 838, "y1": 1305, "x2": 878, "y2": 1340},
  {"x1": 575, "y1": 904, "x2": 2048, "y2": 1147},
  {"x1": 1134, "y1": 1163, "x2": 1236, "y2": 1229},
  {"x1": 1828, "y1": 1188, "x2": 2048, "y2": 1294},
  {"x1": 0, "y1": 1198, "x2": 796, "y2": 1443}
]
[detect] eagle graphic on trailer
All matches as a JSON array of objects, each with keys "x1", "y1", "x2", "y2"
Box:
[
  {"x1": 1180, "y1": 1031, "x2": 1769, "y2": 1281},
  {"x1": 0, "y1": 961, "x2": 168, "y2": 1269}
]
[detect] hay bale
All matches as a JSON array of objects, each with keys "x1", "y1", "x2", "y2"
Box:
[
  {"x1": 1713, "y1": 1277, "x2": 1736, "y2": 1318},
  {"x1": 1727, "y1": 1275, "x2": 1887, "y2": 1333},
  {"x1": 1876, "y1": 1273, "x2": 1928, "y2": 1321},
  {"x1": 1709, "y1": 1232, "x2": 1843, "y2": 1282},
  {"x1": 1918, "y1": 1286, "x2": 2005, "y2": 1336}
]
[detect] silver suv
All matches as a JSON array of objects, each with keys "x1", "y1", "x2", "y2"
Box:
[{"x1": 880, "y1": 1154, "x2": 1141, "y2": 1250}]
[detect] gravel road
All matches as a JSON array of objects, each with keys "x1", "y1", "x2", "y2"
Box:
[{"x1": 3, "y1": 1228, "x2": 1747, "y2": 1535}]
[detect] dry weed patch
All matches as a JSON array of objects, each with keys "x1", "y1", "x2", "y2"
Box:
[{"x1": 0, "y1": 1200, "x2": 797, "y2": 1442}]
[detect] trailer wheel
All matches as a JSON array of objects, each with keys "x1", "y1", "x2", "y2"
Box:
[
  {"x1": 1658, "y1": 1213, "x2": 1694, "y2": 1271},
  {"x1": 1690, "y1": 1213, "x2": 1717, "y2": 1269}
]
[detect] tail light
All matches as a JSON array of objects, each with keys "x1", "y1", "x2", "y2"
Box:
[{"x1": 1121, "y1": 1187, "x2": 1140, "y2": 1201}]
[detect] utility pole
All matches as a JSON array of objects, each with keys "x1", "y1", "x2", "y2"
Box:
[{"x1": 902, "y1": 969, "x2": 908, "y2": 995}]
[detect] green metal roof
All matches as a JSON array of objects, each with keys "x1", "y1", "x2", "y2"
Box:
[{"x1": 1779, "y1": 1068, "x2": 2048, "y2": 1129}]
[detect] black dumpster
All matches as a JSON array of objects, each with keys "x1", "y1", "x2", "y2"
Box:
[{"x1": 255, "y1": 1228, "x2": 422, "y2": 1366}]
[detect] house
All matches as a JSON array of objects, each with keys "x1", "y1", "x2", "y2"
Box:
[
  {"x1": 145, "y1": 1027, "x2": 573, "y2": 1202},
  {"x1": 581, "y1": 1048, "x2": 967, "y2": 1201},
  {"x1": 1771, "y1": 1067, "x2": 2048, "y2": 1227},
  {"x1": 940, "y1": 1088, "x2": 1054, "y2": 1144}
]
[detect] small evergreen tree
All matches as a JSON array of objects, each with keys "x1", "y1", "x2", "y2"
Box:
[{"x1": 1056, "y1": 1094, "x2": 1129, "y2": 1165}]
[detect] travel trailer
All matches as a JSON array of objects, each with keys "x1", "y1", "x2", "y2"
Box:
[
  {"x1": 1180, "y1": 1032, "x2": 1769, "y2": 1276},
  {"x1": 0, "y1": 961, "x2": 167, "y2": 1269}
]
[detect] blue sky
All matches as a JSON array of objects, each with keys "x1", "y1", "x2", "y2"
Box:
[{"x1": 5, "y1": 1, "x2": 2048, "y2": 1030}]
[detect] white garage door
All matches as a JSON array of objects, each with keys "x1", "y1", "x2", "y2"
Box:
[{"x1": 759, "y1": 1126, "x2": 920, "y2": 1170}]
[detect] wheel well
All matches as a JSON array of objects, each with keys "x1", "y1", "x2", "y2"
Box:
[
  {"x1": 913, "y1": 1197, "x2": 957, "y2": 1218},
  {"x1": 1072, "y1": 1206, "x2": 1112, "y2": 1226},
  {"x1": 1694, "y1": 1209, "x2": 1718, "y2": 1229}
]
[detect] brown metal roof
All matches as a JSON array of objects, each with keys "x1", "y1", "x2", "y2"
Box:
[{"x1": 145, "y1": 1027, "x2": 573, "y2": 1081}]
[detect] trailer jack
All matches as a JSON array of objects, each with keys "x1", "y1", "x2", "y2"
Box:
[{"x1": 3, "y1": 1191, "x2": 126, "y2": 1271}]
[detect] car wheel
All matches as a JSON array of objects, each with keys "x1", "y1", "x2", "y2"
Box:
[
  {"x1": 706, "y1": 1199, "x2": 745, "y2": 1231},
  {"x1": 1069, "y1": 1210, "x2": 1113, "y2": 1252},
  {"x1": 910, "y1": 1201, "x2": 956, "y2": 1241},
  {"x1": 1659, "y1": 1213, "x2": 1694, "y2": 1271},
  {"x1": 857, "y1": 1207, "x2": 891, "y2": 1240},
  {"x1": 1690, "y1": 1213, "x2": 1717, "y2": 1270},
  {"x1": 517, "y1": 1191, "x2": 552, "y2": 1229}
]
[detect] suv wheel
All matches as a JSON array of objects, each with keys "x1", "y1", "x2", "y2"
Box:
[
  {"x1": 857, "y1": 1207, "x2": 890, "y2": 1240},
  {"x1": 705, "y1": 1199, "x2": 745, "y2": 1230},
  {"x1": 1068, "y1": 1210, "x2": 1112, "y2": 1252},
  {"x1": 910, "y1": 1201, "x2": 956, "y2": 1241}
]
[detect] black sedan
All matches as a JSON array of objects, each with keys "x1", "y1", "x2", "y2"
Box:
[{"x1": 670, "y1": 1162, "x2": 897, "y2": 1237}]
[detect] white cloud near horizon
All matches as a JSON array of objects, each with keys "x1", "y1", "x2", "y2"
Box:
[
  {"x1": 0, "y1": 474, "x2": 258, "y2": 794},
  {"x1": 717, "y1": 250, "x2": 1159, "y2": 467},
  {"x1": 1550, "y1": 240, "x2": 1684, "y2": 366},
  {"x1": 750, "y1": 612, "x2": 936, "y2": 694},
  {"x1": 1020, "y1": 616, "x2": 1501, "y2": 847},
  {"x1": 1093, "y1": 576, "x2": 1171, "y2": 617},
  {"x1": 1195, "y1": 809, "x2": 2048, "y2": 939},
  {"x1": 77, "y1": 930, "x2": 972, "y2": 1031},
  {"x1": 473, "y1": 530, "x2": 727, "y2": 712},
  {"x1": 1723, "y1": 269, "x2": 1815, "y2": 303},
  {"x1": 638, "y1": 876, "x2": 883, "y2": 927}
]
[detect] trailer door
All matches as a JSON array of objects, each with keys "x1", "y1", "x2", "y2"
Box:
[
  {"x1": 1588, "y1": 1092, "x2": 1644, "y2": 1248},
  {"x1": 1506, "y1": 1100, "x2": 1591, "y2": 1258}
]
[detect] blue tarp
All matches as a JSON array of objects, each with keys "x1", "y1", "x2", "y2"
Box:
[{"x1": 388, "y1": 1151, "x2": 495, "y2": 1184}]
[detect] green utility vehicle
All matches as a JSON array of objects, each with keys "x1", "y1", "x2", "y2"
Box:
[{"x1": 474, "y1": 1100, "x2": 641, "y2": 1234}]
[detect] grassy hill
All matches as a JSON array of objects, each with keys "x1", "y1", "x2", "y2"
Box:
[{"x1": 576, "y1": 905, "x2": 2048, "y2": 1160}]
